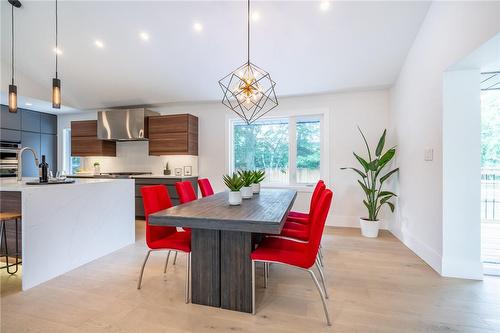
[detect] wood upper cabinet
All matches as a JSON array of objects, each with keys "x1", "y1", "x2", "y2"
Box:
[
  {"x1": 148, "y1": 114, "x2": 198, "y2": 156},
  {"x1": 71, "y1": 120, "x2": 116, "y2": 157}
]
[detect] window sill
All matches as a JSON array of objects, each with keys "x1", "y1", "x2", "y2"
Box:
[{"x1": 261, "y1": 184, "x2": 314, "y2": 193}]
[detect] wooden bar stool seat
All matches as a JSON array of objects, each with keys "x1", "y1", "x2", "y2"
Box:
[{"x1": 0, "y1": 212, "x2": 22, "y2": 275}]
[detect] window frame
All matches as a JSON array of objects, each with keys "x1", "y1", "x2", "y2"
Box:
[{"x1": 227, "y1": 112, "x2": 328, "y2": 191}]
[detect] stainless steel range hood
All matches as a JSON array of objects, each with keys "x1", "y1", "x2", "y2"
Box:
[{"x1": 97, "y1": 108, "x2": 159, "y2": 141}]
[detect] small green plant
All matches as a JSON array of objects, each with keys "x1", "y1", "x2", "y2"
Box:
[
  {"x1": 238, "y1": 170, "x2": 255, "y2": 187},
  {"x1": 223, "y1": 173, "x2": 244, "y2": 191},
  {"x1": 252, "y1": 170, "x2": 265, "y2": 184},
  {"x1": 341, "y1": 127, "x2": 399, "y2": 221},
  {"x1": 164, "y1": 162, "x2": 170, "y2": 170},
  {"x1": 93, "y1": 162, "x2": 100, "y2": 167}
]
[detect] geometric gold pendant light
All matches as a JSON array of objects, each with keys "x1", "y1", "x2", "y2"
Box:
[
  {"x1": 52, "y1": 0, "x2": 61, "y2": 108},
  {"x1": 8, "y1": 0, "x2": 22, "y2": 113},
  {"x1": 218, "y1": 0, "x2": 278, "y2": 125}
]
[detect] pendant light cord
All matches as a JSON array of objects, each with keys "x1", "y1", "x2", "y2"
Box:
[
  {"x1": 247, "y1": 0, "x2": 250, "y2": 64},
  {"x1": 11, "y1": 4, "x2": 14, "y2": 85},
  {"x1": 55, "y1": 0, "x2": 58, "y2": 78}
]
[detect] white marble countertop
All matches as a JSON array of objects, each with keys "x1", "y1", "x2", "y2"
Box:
[
  {"x1": 0, "y1": 177, "x2": 132, "y2": 192},
  {"x1": 130, "y1": 174, "x2": 198, "y2": 179}
]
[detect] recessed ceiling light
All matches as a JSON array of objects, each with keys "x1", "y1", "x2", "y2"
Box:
[
  {"x1": 139, "y1": 32, "x2": 150, "y2": 41},
  {"x1": 53, "y1": 47, "x2": 62, "y2": 55},
  {"x1": 193, "y1": 22, "x2": 203, "y2": 32},
  {"x1": 319, "y1": 1, "x2": 330, "y2": 12},
  {"x1": 94, "y1": 40, "x2": 104, "y2": 48},
  {"x1": 25, "y1": 102, "x2": 32, "y2": 106},
  {"x1": 251, "y1": 11, "x2": 261, "y2": 22}
]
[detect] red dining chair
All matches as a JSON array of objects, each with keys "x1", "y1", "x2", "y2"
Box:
[
  {"x1": 251, "y1": 189, "x2": 333, "y2": 325},
  {"x1": 138, "y1": 185, "x2": 191, "y2": 303},
  {"x1": 198, "y1": 178, "x2": 214, "y2": 197},
  {"x1": 287, "y1": 180, "x2": 325, "y2": 224},
  {"x1": 176, "y1": 181, "x2": 197, "y2": 204}
]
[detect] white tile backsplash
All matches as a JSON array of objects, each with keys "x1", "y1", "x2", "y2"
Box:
[{"x1": 80, "y1": 141, "x2": 198, "y2": 176}]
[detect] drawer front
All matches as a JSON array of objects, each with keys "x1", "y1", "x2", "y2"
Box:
[
  {"x1": 149, "y1": 133, "x2": 188, "y2": 154},
  {"x1": 149, "y1": 115, "x2": 188, "y2": 134},
  {"x1": 71, "y1": 120, "x2": 97, "y2": 137},
  {"x1": 0, "y1": 128, "x2": 21, "y2": 142},
  {"x1": 135, "y1": 183, "x2": 179, "y2": 199},
  {"x1": 1, "y1": 104, "x2": 21, "y2": 130}
]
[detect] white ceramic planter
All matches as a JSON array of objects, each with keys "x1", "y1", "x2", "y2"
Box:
[
  {"x1": 228, "y1": 191, "x2": 242, "y2": 205},
  {"x1": 252, "y1": 183, "x2": 261, "y2": 194},
  {"x1": 241, "y1": 186, "x2": 253, "y2": 199},
  {"x1": 359, "y1": 218, "x2": 380, "y2": 238}
]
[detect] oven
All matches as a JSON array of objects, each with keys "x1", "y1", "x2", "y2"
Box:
[{"x1": 0, "y1": 141, "x2": 20, "y2": 177}]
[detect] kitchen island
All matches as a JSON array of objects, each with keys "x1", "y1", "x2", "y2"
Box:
[{"x1": 0, "y1": 178, "x2": 135, "y2": 290}]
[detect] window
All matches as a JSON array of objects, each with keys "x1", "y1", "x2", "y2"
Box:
[
  {"x1": 230, "y1": 115, "x2": 323, "y2": 186},
  {"x1": 62, "y1": 128, "x2": 81, "y2": 175}
]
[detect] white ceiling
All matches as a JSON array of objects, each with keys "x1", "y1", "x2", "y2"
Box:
[{"x1": 0, "y1": 1, "x2": 430, "y2": 113}]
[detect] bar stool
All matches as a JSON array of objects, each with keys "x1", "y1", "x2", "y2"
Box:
[{"x1": 0, "y1": 212, "x2": 22, "y2": 275}]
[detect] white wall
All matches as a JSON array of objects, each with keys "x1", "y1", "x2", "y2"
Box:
[
  {"x1": 442, "y1": 69, "x2": 482, "y2": 279},
  {"x1": 389, "y1": 1, "x2": 500, "y2": 274},
  {"x1": 58, "y1": 89, "x2": 390, "y2": 227}
]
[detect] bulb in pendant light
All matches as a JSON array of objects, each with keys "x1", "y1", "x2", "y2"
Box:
[
  {"x1": 52, "y1": 78, "x2": 61, "y2": 108},
  {"x1": 8, "y1": 84, "x2": 17, "y2": 113}
]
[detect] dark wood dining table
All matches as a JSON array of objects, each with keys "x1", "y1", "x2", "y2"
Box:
[{"x1": 148, "y1": 188, "x2": 297, "y2": 313}]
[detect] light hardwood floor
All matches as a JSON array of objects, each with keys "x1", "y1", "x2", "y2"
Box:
[{"x1": 1, "y1": 221, "x2": 500, "y2": 333}]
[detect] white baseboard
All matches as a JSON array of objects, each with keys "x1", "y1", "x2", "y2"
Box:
[
  {"x1": 389, "y1": 224, "x2": 442, "y2": 274},
  {"x1": 326, "y1": 215, "x2": 388, "y2": 229},
  {"x1": 441, "y1": 257, "x2": 483, "y2": 280}
]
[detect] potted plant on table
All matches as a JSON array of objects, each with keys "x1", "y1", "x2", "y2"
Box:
[
  {"x1": 223, "y1": 173, "x2": 244, "y2": 205},
  {"x1": 251, "y1": 170, "x2": 265, "y2": 194},
  {"x1": 238, "y1": 170, "x2": 254, "y2": 199},
  {"x1": 341, "y1": 128, "x2": 399, "y2": 238}
]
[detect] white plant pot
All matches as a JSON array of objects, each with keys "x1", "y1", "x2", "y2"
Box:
[
  {"x1": 228, "y1": 191, "x2": 242, "y2": 205},
  {"x1": 359, "y1": 218, "x2": 380, "y2": 238},
  {"x1": 252, "y1": 183, "x2": 261, "y2": 194},
  {"x1": 241, "y1": 186, "x2": 253, "y2": 199}
]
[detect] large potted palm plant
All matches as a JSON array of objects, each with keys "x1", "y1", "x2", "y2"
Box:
[{"x1": 341, "y1": 128, "x2": 399, "y2": 238}]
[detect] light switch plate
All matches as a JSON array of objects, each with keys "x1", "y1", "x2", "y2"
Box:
[{"x1": 424, "y1": 148, "x2": 433, "y2": 161}]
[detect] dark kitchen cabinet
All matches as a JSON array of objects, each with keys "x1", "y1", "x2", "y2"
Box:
[
  {"x1": 0, "y1": 128, "x2": 21, "y2": 142},
  {"x1": 133, "y1": 177, "x2": 198, "y2": 218},
  {"x1": 21, "y1": 131, "x2": 41, "y2": 177},
  {"x1": 21, "y1": 109, "x2": 41, "y2": 133},
  {"x1": 41, "y1": 134, "x2": 57, "y2": 172},
  {"x1": 71, "y1": 120, "x2": 116, "y2": 157},
  {"x1": 148, "y1": 114, "x2": 198, "y2": 156},
  {"x1": 41, "y1": 113, "x2": 57, "y2": 135},
  {"x1": 0, "y1": 104, "x2": 21, "y2": 130}
]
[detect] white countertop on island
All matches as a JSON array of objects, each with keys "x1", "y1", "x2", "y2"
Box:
[{"x1": 0, "y1": 177, "x2": 132, "y2": 192}]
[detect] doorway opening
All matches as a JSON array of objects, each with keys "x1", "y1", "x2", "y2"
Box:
[{"x1": 481, "y1": 71, "x2": 500, "y2": 276}]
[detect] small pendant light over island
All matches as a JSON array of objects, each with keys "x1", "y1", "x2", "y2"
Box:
[
  {"x1": 7, "y1": 0, "x2": 22, "y2": 113},
  {"x1": 52, "y1": 0, "x2": 61, "y2": 108}
]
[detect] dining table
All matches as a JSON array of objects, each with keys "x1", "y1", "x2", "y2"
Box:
[{"x1": 148, "y1": 188, "x2": 297, "y2": 313}]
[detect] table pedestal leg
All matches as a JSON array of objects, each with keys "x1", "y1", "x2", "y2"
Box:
[
  {"x1": 221, "y1": 230, "x2": 253, "y2": 313},
  {"x1": 191, "y1": 228, "x2": 221, "y2": 307}
]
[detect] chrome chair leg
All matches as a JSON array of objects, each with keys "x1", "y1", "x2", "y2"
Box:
[
  {"x1": 307, "y1": 269, "x2": 332, "y2": 326},
  {"x1": 315, "y1": 261, "x2": 329, "y2": 299},
  {"x1": 264, "y1": 262, "x2": 268, "y2": 288},
  {"x1": 185, "y1": 252, "x2": 191, "y2": 303},
  {"x1": 252, "y1": 260, "x2": 256, "y2": 315},
  {"x1": 173, "y1": 251, "x2": 178, "y2": 265},
  {"x1": 164, "y1": 250, "x2": 171, "y2": 274},
  {"x1": 137, "y1": 250, "x2": 152, "y2": 290}
]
